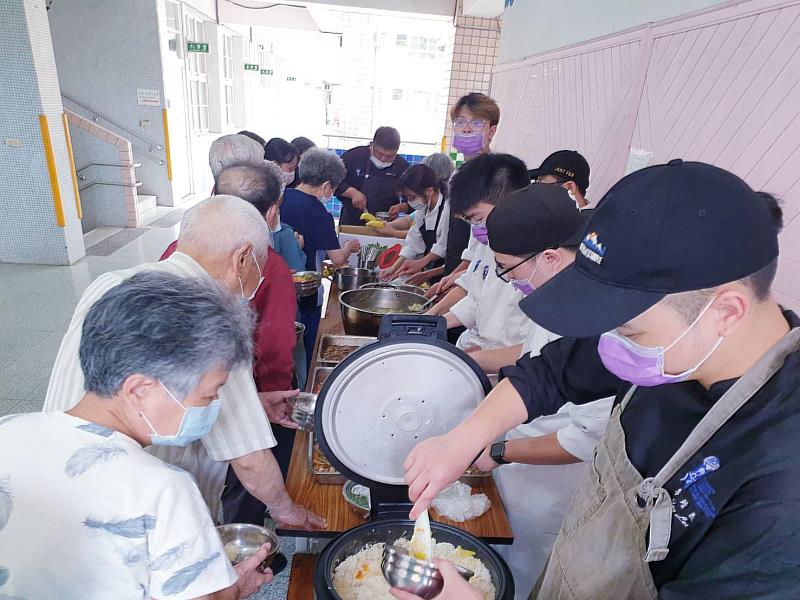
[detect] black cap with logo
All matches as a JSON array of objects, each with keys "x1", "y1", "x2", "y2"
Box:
[
  {"x1": 528, "y1": 150, "x2": 590, "y2": 192},
  {"x1": 520, "y1": 160, "x2": 780, "y2": 338},
  {"x1": 487, "y1": 184, "x2": 589, "y2": 256}
]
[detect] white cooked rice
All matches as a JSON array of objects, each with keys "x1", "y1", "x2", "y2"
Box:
[{"x1": 332, "y1": 537, "x2": 496, "y2": 600}]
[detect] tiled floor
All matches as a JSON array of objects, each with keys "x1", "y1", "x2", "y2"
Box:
[{"x1": 0, "y1": 220, "x2": 295, "y2": 599}]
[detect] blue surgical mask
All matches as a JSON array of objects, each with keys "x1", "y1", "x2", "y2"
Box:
[
  {"x1": 141, "y1": 383, "x2": 222, "y2": 447},
  {"x1": 239, "y1": 251, "x2": 265, "y2": 303}
]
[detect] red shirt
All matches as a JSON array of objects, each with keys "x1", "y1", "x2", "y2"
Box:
[{"x1": 160, "y1": 243, "x2": 297, "y2": 392}]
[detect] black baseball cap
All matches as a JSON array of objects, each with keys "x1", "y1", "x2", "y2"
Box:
[
  {"x1": 528, "y1": 150, "x2": 590, "y2": 191},
  {"x1": 520, "y1": 160, "x2": 780, "y2": 338},
  {"x1": 487, "y1": 184, "x2": 586, "y2": 256}
]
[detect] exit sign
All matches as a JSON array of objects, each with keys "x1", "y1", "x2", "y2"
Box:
[
  {"x1": 261, "y1": 69, "x2": 273, "y2": 75},
  {"x1": 244, "y1": 63, "x2": 259, "y2": 71},
  {"x1": 187, "y1": 41, "x2": 209, "y2": 53},
  {"x1": 286, "y1": 76, "x2": 297, "y2": 81}
]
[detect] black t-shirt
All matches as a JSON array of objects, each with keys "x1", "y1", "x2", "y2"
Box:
[
  {"x1": 444, "y1": 216, "x2": 471, "y2": 275},
  {"x1": 335, "y1": 145, "x2": 410, "y2": 226},
  {"x1": 501, "y1": 311, "x2": 800, "y2": 598}
]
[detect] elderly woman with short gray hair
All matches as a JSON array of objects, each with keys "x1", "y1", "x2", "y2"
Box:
[
  {"x1": 281, "y1": 148, "x2": 361, "y2": 366},
  {"x1": 209, "y1": 133, "x2": 265, "y2": 184},
  {"x1": 0, "y1": 271, "x2": 272, "y2": 599}
]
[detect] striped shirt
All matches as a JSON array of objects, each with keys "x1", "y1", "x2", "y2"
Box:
[{"x1": 43, "y1": 252, "x2": 276, "y2": 520}]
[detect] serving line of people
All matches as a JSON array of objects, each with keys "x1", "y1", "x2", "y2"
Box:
[{"x1": 398, "y1": 160, "x2": 798, "y2": 599}]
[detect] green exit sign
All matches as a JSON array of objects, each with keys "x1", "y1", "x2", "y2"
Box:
[
  {"x1": 261, "y1": 69, "x2": 273, "y2": 75},
  {"x1": 187, "y1": 41, "x2": 209, "y2": 53},
  {"x1": 286, "y1": 76, "x2": 297, "y2": 82},
  {"x1": 244, "y1": 63, "x2": 259, "y2": 71}
]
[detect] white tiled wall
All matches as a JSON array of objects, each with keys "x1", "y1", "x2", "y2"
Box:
[
  {"x1": 0, "y1": 0, "x2": 84, "y2": 266},
  {"x1": 47, "y1": 0, "x2": 173, "y2": 207},
  {"x1": 443, "y1": 1, "x2": 501, "y2": 142}
]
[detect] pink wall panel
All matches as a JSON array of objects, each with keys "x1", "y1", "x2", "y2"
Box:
[{"x1": 491, "y1": 0, "x2": 800, "y2": 311}]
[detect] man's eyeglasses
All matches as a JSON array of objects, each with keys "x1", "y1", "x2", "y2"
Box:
[
  {"x1": 455, "y1": 214, "x2": 487, "y2": 226},
  {"x1": 495, "y1": 254, "x2": 536, "y2": 282},
  {"x1": 453, "y1": 118, "x2": 488, "y2": 131}
]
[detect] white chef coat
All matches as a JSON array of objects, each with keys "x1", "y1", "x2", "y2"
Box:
[
  {"x1": 461, "y1": 229, "x2": 481, "y2": 263},
  {"x1": 43, "y1": 252, "x2": 277, "y2": 521},
  {"x1": 449, "y1": 241, "x2": 536, "y2": 351},
  {"x1": 399, "y1": 193, "x2": 450, "y2": 260},
  {"x1": 493, "y1": 325, "x2": 613, "y2": 599}
]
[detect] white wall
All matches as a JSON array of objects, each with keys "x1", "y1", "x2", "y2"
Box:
[
  {"x1": 498, "y1": 0, "x2": 730, "y2": 64},
  {"x1": 48, "y1": 0, "x2": 173, "y2": 206}
]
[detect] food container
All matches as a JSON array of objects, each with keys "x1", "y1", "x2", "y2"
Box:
[
  {"x1": 288, "y1": 392, "x2": 317, "y2": 432},
  {"x1": 339, "y1": 288, "x2": 428, "y2": 337},
  {"x1": 333, "y1": 266, "x2": 377, "y2": 292},
  {"x1": 216, "y1": 523, "x2": 280, "y2": 572},
  {"x1": 307, "y1": 432, "x2": 346, "y2": 485},
  {"x1": 313, "y1": 520, "x2": 513, "y2": 600},
  {"x1": 375, "y1": 211, "x2": 391, "y2": 221},
  {"x1": 293, "y1": 271, "x2": 322, "y2": 298},
  {"x1": 309, "y1": 366, "x2": 335, "y2": 395},
  {"x1": 342, "y1": 480, "x2": 371, "y2": 520},
  {"x1": 317, "y1": 334, "x2": 377, "y2": 366},
  {"x1": 360, "y1": 282, "x2": 425, "y2": 296}
]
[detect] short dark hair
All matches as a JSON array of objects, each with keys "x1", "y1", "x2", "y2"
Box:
[
  {"x1": 448, "y1": 153, "x2": 530, "y2": 215},
  {"x1": 264, "y1": 137, "x2": 300, "y2": 165},
  {"x1": 756, "y1": 191, "x2": 783, "y2": 232},
  {"x1": 397, "y1": 164, "x2": 447, "y2": 200},
  {"x1": 372, "y1": 126, "x2": 401, "y2": 152},
  {"x1": 238, "y1": 130, "x2": 266, "y2": 147},
  {"x1": 216, "y1": 162, "x2": 281, "y2": 216},
  {"x1": 291, "y1": 136, "x2": 316, "y2": 155}
]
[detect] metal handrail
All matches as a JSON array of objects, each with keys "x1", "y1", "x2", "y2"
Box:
[
  {"x1": 76, "y1": 162, "x2": 142, "y2": 178},
  {"x1": 62, "y1": 95, "x2": 166, "y2": 164},
  {"x1": 79, "y1": 180, "x2": 143, "y2": 192}
]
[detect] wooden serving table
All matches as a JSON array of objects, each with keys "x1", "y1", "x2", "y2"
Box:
[{"x1": 280, "y1": 283, "x2": 513, "y2": 589}]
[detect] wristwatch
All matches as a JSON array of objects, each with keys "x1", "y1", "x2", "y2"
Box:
[{"x1": 490, "y1": 441, "x2": 510, "y2": 465}]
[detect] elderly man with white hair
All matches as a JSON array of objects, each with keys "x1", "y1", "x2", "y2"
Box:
[
  {"x1": 209, "y1": 134, "x2": 265, "y2": 186},
  {"x1": 45, "y1": 196, "x2": 325, "y2": 530},
  {"x1": 2, "y1": 271, "x2": 272, "y2": 598}
]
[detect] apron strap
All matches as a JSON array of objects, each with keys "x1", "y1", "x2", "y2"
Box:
[
  {"x1": 640, "y1": 327, "x2": 800, "y2": 562},
  {"x1": 432, "y1": 194, "x2": 446, "y2": 232}
]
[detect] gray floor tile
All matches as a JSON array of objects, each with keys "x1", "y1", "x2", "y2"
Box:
[{"x1": 85, "y1": 228, "x2": 148, "y2": 257}]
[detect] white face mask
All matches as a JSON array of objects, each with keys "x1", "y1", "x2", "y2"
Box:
[
  {"x1": 280, "y1": 170, "x2": 295, "y2": 186},
  {"x1": 321, "y1": 184, "x2": 334, "y2": 203},
  {"x1": 238, "y1": 251, "x2": 265, "y2": 303},
  {"x1": 269, "y1": 210, "x2": 282, "y2": 234},
  {"x1": 370, "y1": 154, "x2": 394, "y2": 170}
]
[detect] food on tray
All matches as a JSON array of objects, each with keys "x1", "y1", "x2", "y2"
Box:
[
  {"x1": 408, "y1": 303, "x2": 424, "y2": 312},
  {"x1": 312, "y1": 380, "x2": 325, "y2": 394},
  {"x1": 322, "y1": 344, "x2": 359, "y2": 363},
  {"x1": 293, "y1": 272, "x2": 318, "y2": 283},
  {"x1": 332, "y1": 537, "x2": 495, "y2": 600},
  {"x1": 366, "y1": 220, "x2": 386, "y2": 229},
  {"x1": 312, "y1": 440, "x2": 339, "y2": 474}
]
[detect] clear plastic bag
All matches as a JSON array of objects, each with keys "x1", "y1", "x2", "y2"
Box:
[{"x1": 432, "y1": 481, "x2": 491, "y2": 522}]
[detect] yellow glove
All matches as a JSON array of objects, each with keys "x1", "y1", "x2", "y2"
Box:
[
  {"x1": 366, "y1": 220, "x2": 386, "y2": 229},
  {"x1": 360, "y1": 212, "x2": 377, "y2": 222}
]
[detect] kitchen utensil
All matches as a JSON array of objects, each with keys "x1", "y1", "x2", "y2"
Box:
[
  {"x1": 288, "y1": 392, "x2": 317, "y2": 432},
  {"x1": 317, "y1": 334, "x2": 377, "y2": 366},
  {"x1": 338, "y1": 288, "x2": 428, "y2": 336},
  {"x1": 292, "y1": 271, "x2": 322, "y2": 298},
  {"x1": 216, "y1": 523, "x2": 283, "y2": 574},
  {"x1": 360, "y1": 281, "x2": 426, "y2": 296},
  {"x1": 313, "y1": 520, "x2": 513, "y2": 599},
  {"x1": 342, "y1": 480, "x2": 371, "y2": 520},
  {"x1": 382, "y1": 544, "x2": 475, "y2": 598},
  {"x1": 409, "y1": 509, "x2": 433, "y2": 561},
  {"x1": 333, "y1": 266, "x2": 377, "y2": 292}
]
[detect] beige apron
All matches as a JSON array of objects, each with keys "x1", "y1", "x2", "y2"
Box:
[{"x1": 532, "y1": 327, "x2": 800, "y2": 599}]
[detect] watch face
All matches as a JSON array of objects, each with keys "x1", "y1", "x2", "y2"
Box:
[{"x1": 491, "y1": 441, "x2": 506, "y2": 463}]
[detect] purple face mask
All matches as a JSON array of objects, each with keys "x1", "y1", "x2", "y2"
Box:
[
  {"x1": 510, "y1": 255, "x2": 541, "y2": 296},
  {"x1": 471, "y1": 224, "x2": 489, "y2": 245},
  {"x1": 597, "y1": 300, "x2": 723, "y2": 387},
  {"x1": 453, "y1": 132, "x2": 484, "y2": 157}
]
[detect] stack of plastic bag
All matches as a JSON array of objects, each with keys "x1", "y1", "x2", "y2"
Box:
[{"x1": 432, "y1": 481, "x2": 491, "y2": 522}]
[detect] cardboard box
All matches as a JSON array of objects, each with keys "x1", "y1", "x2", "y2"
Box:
[{"x1": 338, "y1": 225, "x2": 407, "y2": 239}]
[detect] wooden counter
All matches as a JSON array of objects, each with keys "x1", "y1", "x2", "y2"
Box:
[{"x1": 277, "y1": 284, "x2": 513, "y2": 544}]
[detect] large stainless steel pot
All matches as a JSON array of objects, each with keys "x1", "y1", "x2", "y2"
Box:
[
  {"x1": 359, "y1": 281, "x2": 425, "y2": 296},
  {"x1": 339, "y1": 288, "x2": 427, "y2": 337},
  {"x1": 334, "y1": 266, "x2": 377, "y2": 291}
]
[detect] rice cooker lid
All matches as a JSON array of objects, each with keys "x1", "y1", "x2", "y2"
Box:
[{"x1": 314, "y1": 339, "x2": 489, "y2": 487}]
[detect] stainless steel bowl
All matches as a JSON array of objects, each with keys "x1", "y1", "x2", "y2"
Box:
[
  {"x1": 293, "y1": 271, "x2": 322, "y2": 298},
  {"x1": 333, "y1": 266, "x2": 377, "y2": 291},
  {"x1": 381, "y1": 545, "x2": 474, "y2": 599},
  {"x1": 360, "y1": 281, "x2": 425, "y2": 296},
  {"x1": 342, "y1": 480, "x2": 371, "y2": 520},
  {"x1": 288, "y1": 392, "x2": 317, "y2": 431},
  {"x1": 216, "y1": 523, "x2": 279, "y2": 572},
  {"x1": 339, "y1": 288, "x2": 428, "y2": 336}
]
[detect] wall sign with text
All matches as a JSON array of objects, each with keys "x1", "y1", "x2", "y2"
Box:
[{"x1": 187, "y1": 41, "x2": 209, "y2": 53}]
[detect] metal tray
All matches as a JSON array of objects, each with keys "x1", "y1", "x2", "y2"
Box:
[
  {"x1": 307, "y1": 432, "x2": 346, "y2": 485},
  {"x1": 308, "y1": 366, "x2": 334, "y2": 395},
  {"x1": 316, "y1": 334, "x2": 376, "y2": 366}
]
